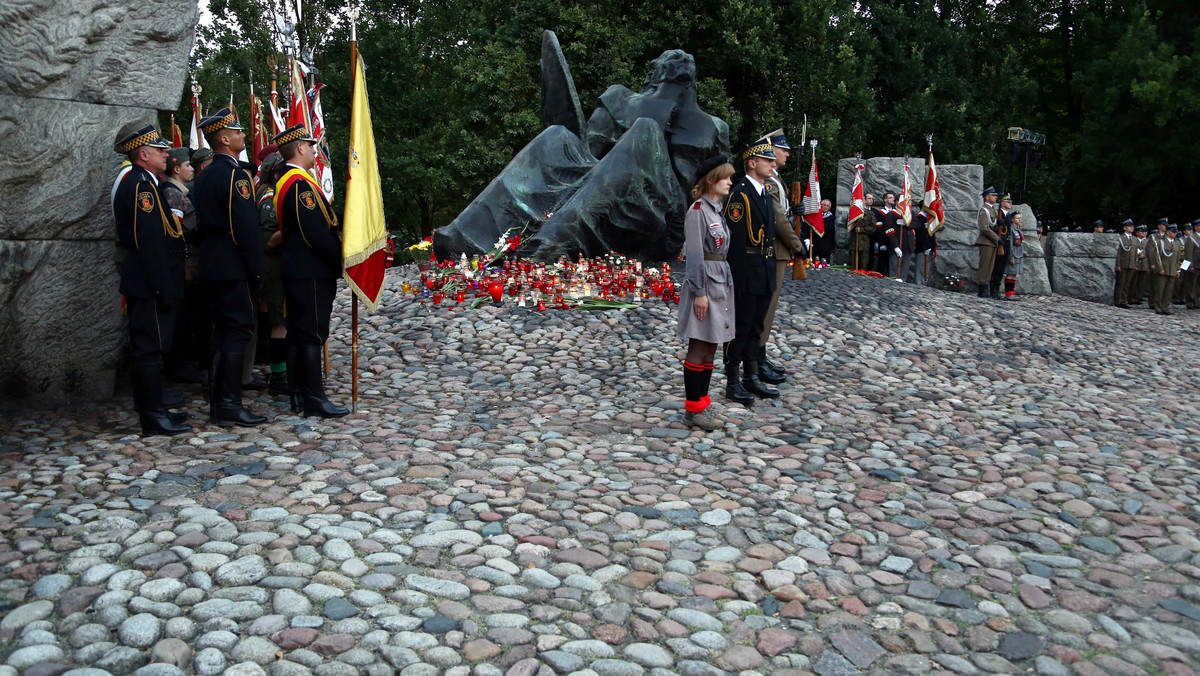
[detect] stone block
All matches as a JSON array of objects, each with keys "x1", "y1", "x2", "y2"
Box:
[
  {"x1": 1046, "y1": 232, "x2": 1121, "y2": 258},
  {"x1": 1016, "y1": 258, "x2": 1052, "y2": 295},
  {"x1": 0, "y1": 239, "x2": 123, "y2": 402},
  {"x1": 0, "y1": 94, "x2": 149, "y2": 240},
  {"x1": 0, "y1": 0, "x2": 198, "y2": 109},
  {"x1": 1048, "y1": 254, "x2": 1116, "y2": 304}
]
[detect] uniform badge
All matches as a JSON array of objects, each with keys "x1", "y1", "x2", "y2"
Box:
[
  {"x1": 300, "y1": 191, "x2": 317, "y2": 210},
  {"x1": 137, "y1": 191, "x2": 154, "y2": 213},
  {"x1": 236, "y1": 179, "x2": 252, "y2": 200},
  {"x1": 708, "y1": 222, "x2": 725, "y2": 249},
  {"x1": 728, "y1": 203, "x2": 744, "y2": 223}
]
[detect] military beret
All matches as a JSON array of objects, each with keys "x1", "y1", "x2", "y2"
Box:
[
  {"x1": 257, "y1": 143, "x2": 279, "y2": 163},
  {"x1": 114, "y1": 124, "x2": 170, "y2": 154},
  {"x1": 741, "y1": 141, "x2": 776, "y2": 162},
  {"x1": 198, "y1": 107, "x2": 243, "y2": 135},
  {"x1": 190, "y1": 148, "x2": 213, "y2": 165},
  {"x1": 165, "y1": 147, "x2": 190, "y2": 173},
  {"x1": 257, "y1": 152, "x2": 286, "y2": 182},
  {"x1": 695, "y1": 156, "x2": 733, "y2": 181},
  {"x1": 271, "y1": 124, "x2": 316, "y2": 147},
  {"x1": 981, "y1": 187, "x2": 998, "y2": 197}
]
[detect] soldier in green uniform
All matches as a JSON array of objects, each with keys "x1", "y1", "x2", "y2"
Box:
[
  {"x1": 974, "y1": 187, "x2": 1000, "y2": 297},
  {"x1": 1147, "y1": 223, "x2": 1184, "y2": 315},
  {"x1": 1133, "y1": 224, "x2": 1151, "y2": 305},
  {"x1": 849, "y1": 192, "x2": 877, "y2": 271},
  {"x1": 756, "y1": 129, "x2": 804, "y2": 386},
  {"x1": 255, "y1": 151, "x2": 292, "y2": 398},
  {"x1": 1114, "y1": 218, "x2": 1136, "y2": 308},
  {"x1": 1182, "y1": 221, "x2": 1200, "y2": 309}
]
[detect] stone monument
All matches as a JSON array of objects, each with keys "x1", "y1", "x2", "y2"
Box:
[
  {"x1": 0, "y1": 0, "x2": 198, "y2": 404},
  {"x1": 434, "y1": 31, "x2": 730, "y2": 263},
  {"x1": 1045, "y1": 233, "x2": 1117, "y2": 304},
  {"x1": 834, "y1": 157, "x2": 1051, "y2": 296}
]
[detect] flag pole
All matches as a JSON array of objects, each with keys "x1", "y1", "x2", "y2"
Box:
[{"x1": 349, "y1": 7, "x2": 360, "y2": 413}]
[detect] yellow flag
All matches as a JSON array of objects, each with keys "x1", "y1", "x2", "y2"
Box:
[{"x1": 342, "y1": 52, "x2": 387, "y2": 312}]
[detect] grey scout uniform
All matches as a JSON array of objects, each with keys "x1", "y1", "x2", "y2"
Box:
[{"x1": 678, "y1": 195, "x2": 735, "y2": 344}]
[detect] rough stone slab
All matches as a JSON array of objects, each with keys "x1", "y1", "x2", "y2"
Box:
[
  {"x1": 1047, "y1": 255, "x2": 1116, "y2": 304},
  {"x1": 1047, "y1": 232, "x2": 1123, "y2": 258},
  {"x1": 0, "y1": 0, "x2": 197, "y2": 108},
  {"x1": 0, "y1": 94, "x2": 154, "y2": 241},
  {"x1": 0, "y1": 239, "x2": 122, "y2": 402}
]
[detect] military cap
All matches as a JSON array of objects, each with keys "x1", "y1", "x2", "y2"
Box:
[
  {"x1": 190, "y1": 147, "x2": 212, "y2": 165},
  {"x1": 1182, "y1": 221, "x2": 1194, "y2": 231},
  {"x1": 1157, "y1": 217, "x2": 1169, "y2": 226},
  {"x1": 1000, "y1": 193, "x2": 1013, "y2": 202},
  {"x1": 740, "y1": 141, "x2": 776, "y2": 162},
  {"x1": 1092, "y1": 219, "x2": 1104, "y2": 228},
  {"x1": 981, "y1": 187, "x2": 998, "y2": 197},
  {"x1": 1121, "y1": 218, "x2": 1134, "y2": 227},
  {"x1": 1136, "y1": 224, "x2": 1148, "y2": 232},
  {"x1": 114, "y1": 124, "x2": 171, "y2": 154},
  {"x1": 198, "y1": 107, "x2": 243, "y2": 135},
  {"x1": 695, "y1": 155, "x2": 733, "y2": 180},
  {"x1": 1167, "y1": 223, "x2": 1179, "y2": 232},
  {"x1": 758, "y1": 128, "x2": 790, "y2": 149},
  {"x1": 1193, "y1": 219, "x2": 1200, "y2": 228},
  {"x1": 165, "y1": 147, "x2": 190, "y2": 173},
  {"x1": 271, "y1": 124, "x2": 316, "y2": 147}
]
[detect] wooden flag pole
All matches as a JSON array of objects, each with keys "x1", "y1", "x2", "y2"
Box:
[{"x1": 349, "y1": 8, "x2": 360, "y2": 414}]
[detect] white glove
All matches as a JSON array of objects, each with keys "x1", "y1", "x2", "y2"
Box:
[
  {"x1": 804, "y1": 239, "x2": 811, "y2": 250},
  {"x1": 894, "y1": 247, "x2": 903, "y2": 257}
]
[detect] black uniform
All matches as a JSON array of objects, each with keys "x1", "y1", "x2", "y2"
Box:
[
  {"x1": 277, "y1": 168, "x2": 342, "y2": 346},
  {"x1": 723, "y1": 176, "x2": 776, "y2": 366},
  {"x1": 114, "y1": 166, "x2": 186, "y2": 361},
  {"x1": 194, "y1": 153, "x2": 266, "y2": 353},
  {"x1": 869, "y1": 207, "x2": 888, "y2": 274}
]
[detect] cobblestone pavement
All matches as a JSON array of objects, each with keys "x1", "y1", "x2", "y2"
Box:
[{"x1": 1, "y1": 269, "x2": 1199, "y2": 676}]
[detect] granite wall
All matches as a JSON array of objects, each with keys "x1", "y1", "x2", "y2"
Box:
[
  {"x1": 833, "y1": 157, "x2": 1050, "y2": 296},
  {"x1": 1045, "y1": 233, "x2": 1118, "y2": 304},
  {"x1": 0, "y1": 0, "x2": 198, "y2": 404}
]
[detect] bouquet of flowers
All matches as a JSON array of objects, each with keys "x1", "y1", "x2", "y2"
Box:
[{"x1": 944, "y1": 274, "x2": 963, "y2": 289}]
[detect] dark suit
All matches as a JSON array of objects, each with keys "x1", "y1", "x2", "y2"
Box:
[
  {"x1": 194, "y1": 153, "x2": 266, "y2": 352},
  {"x1": 113, "y1": 166, "x2": 186, "y2": 360},
  {"x1": 277, "y1": 168, "x2": 342, "y2": 346},
  {"x1": 723, "y1": 176, "x2": 775, "y2": 364}
]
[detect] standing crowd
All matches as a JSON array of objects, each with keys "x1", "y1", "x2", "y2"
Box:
[
  {"x1": 848, "y1": 192, "x2": 941, "y2": 285},
  {"x1": 112, "y1": 111, "x2": 349, "y2": 437},
  {"x1": 1114, "y1": 218, "x2": 1200, "y2": 314}
]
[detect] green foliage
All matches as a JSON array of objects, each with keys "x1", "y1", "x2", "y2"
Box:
[{"x1": 174, "y1": 0, "x2": 1200, "y2": 235}]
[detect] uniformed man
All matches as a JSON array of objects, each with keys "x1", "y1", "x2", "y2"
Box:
[
  {"x1": 1114, "y1": 218, "x2": 1136, "y2": 308},
  {"x1": 974, "y1": 187, "x2": 1001, "y2": 297},
  {"x1": 756, "y1": 129, "x2": 805, "y2": 386},
  {"x1": 872, "y1": 192, "x2": 895, "y2": 275},
  {"x1": 255, "y1": 151, "x2": 291, "y2": 398},
  {"x1": 1146, "y1": 223, "x2": 1184, "y2": 315},
  {"x1": 160, "y1": 147, "x2": 207, "y2": 384},
  {"x1": 882, "y1": 197, "x2": 905, "y2": 278},
  {"x1": 723, "y1": 141, "x2": 779, "y2": 404},
  {"x1": 1092, "y1": 219, "x2": 1105, "y2": 233},
  {"x1": 911, "y1": 200, "x2": 933, "y2": 285},
  {"x1": 1181, "y1": 221, "x2": 1199, "y2": 309},
  {"x1": 194, "y1": 107, "x2": 269, "y2": 427},
  {"x1": 990, "y1": 193, "x2": 1015, "y2": 297},
  {"x1": 111, "y1": 123, "x2": 192, "y2": 436},
  {"x1": 849, "y1": 192, "x2": 877, "y2": 271},
  {"x1": 273, "y1": 124, "x2": 350, "y2": 418},
  {"x1": 1133, "y1": 224, "x2": 1151, "y2": 305}
]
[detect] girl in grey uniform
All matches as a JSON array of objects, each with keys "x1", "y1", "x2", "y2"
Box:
[
  {"x1": 678, "y1": 157, "x2": 736, "y2": 430},
  {"x1": 1003, "y1": 211, "x2": 1026, "y2": 299}
]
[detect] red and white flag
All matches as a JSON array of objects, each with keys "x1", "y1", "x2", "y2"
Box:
[
  {"x1": 924, "y1": 151, "x2": 945, "y2": 234},
  {"x1": 897, "y1": 163, "x2": 912, "y2": 225},
  {"x1": 287, "y1": 57, "x2": 312, "y2": 133},
  {"x1": 268, "y1": 83, "x2": 287, "y2": 135},
  {"x1": 802, "y1": 152, "x2": 824, "y2": 237},
  {"x1": 308, "y1": 83, "x2": 334, "y2": 201},
  {"x1": 847, "y1": 163, "x2": 866, "y2": 227},
  {"x1": 188, "y1": 96, "x2": 209, "y2": 151}
]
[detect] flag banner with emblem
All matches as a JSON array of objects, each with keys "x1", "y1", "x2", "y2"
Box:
[
  {"x1": 268, "y1": 83, "x2": 287, "y2": 134},
  {"x1": 249, "y1": 85, "x2": 267, "y2": 162},
  {"x1": 898, "y1": 163, "x2": 913, "y2": 225},
  {"x1": 287, "y1": 58, "x2": 313, "y2": 133},
  {"x1": 308, "y1": 83, "x2": 335, "y2": 201},
  {"x1": 170, "y1": 115, "x2": 183, "y2": 148},
  {"x1": 801, "y1": 153, "x2": 824, "y2": 237},
  {"x1": 342, "y1": 52, "x2": 387, "y2": 313},
  {"x1": 924, "y1": 151, "x2": 945, "y2": 234},
  {"x1": 189, "y1": 96, "x2": 209, "y2": 150},
  {"x1": 229, "y1": 93, "x2": 249, "y2": 162},
  {"x1": 847, "y1": 163, "x2": 866, "y2": 227}
]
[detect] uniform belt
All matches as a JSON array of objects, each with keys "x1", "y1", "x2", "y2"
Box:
[
  {"x1": 746, "y1": 246, "x2": 774, "y2": 257},
  {"x1": 703, "y1": 254, "x2": 726, "y2": 261}
]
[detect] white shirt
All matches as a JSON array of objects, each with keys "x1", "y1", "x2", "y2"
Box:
[{"x1": 745, "y1": 175, "x2": 766, "y2": 197}]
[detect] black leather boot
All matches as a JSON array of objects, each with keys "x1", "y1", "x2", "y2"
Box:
[
  {"x1": 759, "y1": 359, "x2": 786, "y2": 384},
  {"x1": 131, "y1": 359, "x2": 192, "y2": 437},
  {"x1": 724, "y1": 363, "x2": 754, "y2": 405},
  {"x1": 300, "y1": 345, "x2": 349, "y2": 418},
  {"x1": 269, "y1": 369, "x2": 290, "y2": 396},
  {"x1": 742, "y1": 361, "x2": 780, "y2": 398},
  {"x1": 989, "y1": 281, "x2": 1001, "y2": 299},
  {"x1": 211, "y1": 352, "x2": 268, "y2": 427},
  {"x1": 286, "y1": 345, "x2": 302, "y2": 413},
  {"x1": 977, "y1": 285, "x2": 988, "y2": 298}
]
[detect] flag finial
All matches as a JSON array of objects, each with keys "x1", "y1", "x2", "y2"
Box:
[{"x1": 926, "y1": 133, "x2": 933, "y2": 151}]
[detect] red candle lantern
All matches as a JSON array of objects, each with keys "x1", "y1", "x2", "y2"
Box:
[
  {"x1": 455, "y1": 290, "x2": 465, "y2": 303},
  {"x1": 432, "y1": 291, "x2": 443, "y2": 304},
  {"x1": 536, "y1": 298, "x2": 546, "y2": 311},
  {"x1": 488, "y1": 279, "x2": 504, "y2": 303}
]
